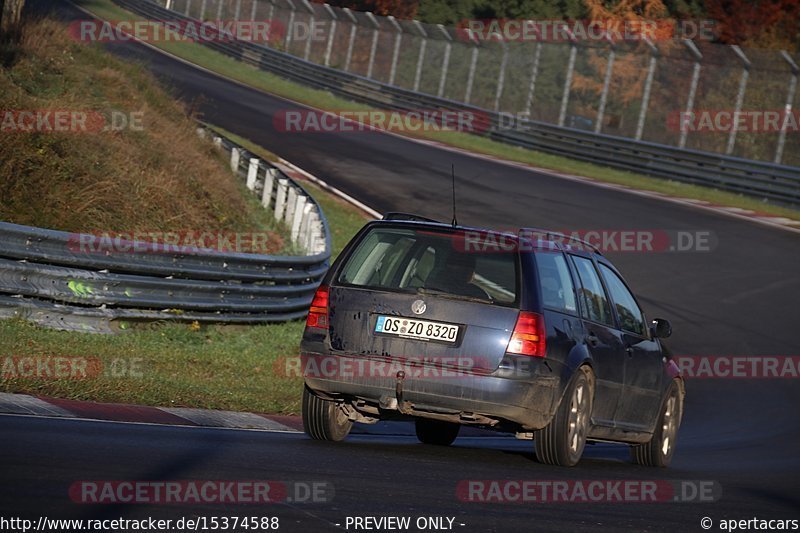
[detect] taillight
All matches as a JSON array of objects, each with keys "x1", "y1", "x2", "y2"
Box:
[
  {"x1": 305, "y1": 285, "x2": 329, "y2": 330},
  {"x1": 506, "y1": 311, "x2": 546, "y2": 357}
]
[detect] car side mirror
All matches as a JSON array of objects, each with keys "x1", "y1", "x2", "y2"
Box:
[{"x1": 651, "y1": 318, "x2": 672, "y2": 339}]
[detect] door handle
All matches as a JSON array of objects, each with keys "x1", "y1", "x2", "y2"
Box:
[
  {"x1": 586, "y1": 332, "x2": 600, "y2": 347},
  {"x1": 625, "y1": 345, "x2": 634, "y2": 357}
]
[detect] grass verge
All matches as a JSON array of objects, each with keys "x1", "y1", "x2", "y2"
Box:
[
  {"x1": 73, "y1": 0, "x2": 800, "y2": 221},
  {"x1": 0, "y1": 15, "x2": 369, "y2": 414}
]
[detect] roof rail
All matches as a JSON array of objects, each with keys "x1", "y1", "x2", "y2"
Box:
[
  {"x1": 382, "y1": 212, "x2": 442, "y2": 223},
  {"x1": 517, "y1": 227, "x2": 601, "y2": 254}
]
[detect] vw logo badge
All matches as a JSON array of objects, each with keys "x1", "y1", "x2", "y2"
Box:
[{"x1": 411, "y1": 299, "x2": 427, "y2": 315}]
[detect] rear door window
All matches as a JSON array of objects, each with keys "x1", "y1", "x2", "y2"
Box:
[
  {"x1": 570, "y1": 255, "x2": 615, "y2": 327},
  {"x1": 598, "y1": 263, "x2": 646, "y2": 336},
  {"x1": 337, "y1": 226, "x2": 518, "y2": 305},
  {"x1": 535, "y1": 251, "x2": 577, "y2": 314}
]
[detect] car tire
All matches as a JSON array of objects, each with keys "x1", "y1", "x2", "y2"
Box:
[
  {"x1": 630, "y1": 379, "x2": 683, "y2": 467},
  {"x1": 302, "y1": 385, "x2": 353, "y2": 442},
  {"x1": 535, "y1": 365, "x2": 594, "y2": 467},
  {"x1": 415, "y1": 418, "x2": 460, "y2": 446}
]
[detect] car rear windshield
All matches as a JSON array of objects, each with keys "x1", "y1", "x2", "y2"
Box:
[{"x1": 336, "y1": 226, "x2": 518, "y2": 305}]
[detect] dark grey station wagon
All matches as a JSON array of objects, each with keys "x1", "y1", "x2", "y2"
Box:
[{"x1": 300, "y1": 214, "x2": 684, "y2": 467}]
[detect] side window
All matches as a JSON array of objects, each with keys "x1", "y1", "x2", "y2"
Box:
[
  {"x1": 535, "y1": 252, "x2": 577, "y2": 314},
  {"x1": 599, "y1": 264, "x2": 646, "y2": 336},
  {"x1": 570, "y1": 256, "x2": 615, "y2": 327}
]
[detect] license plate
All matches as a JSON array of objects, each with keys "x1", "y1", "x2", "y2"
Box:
[{"x1": 374, "y1": 316, "x2": 460, "y2": 344}]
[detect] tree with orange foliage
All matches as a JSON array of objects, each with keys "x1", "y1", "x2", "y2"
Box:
[
  {"x1": 316, "y1": 0, "x2": 419, "y2": 19},
  {"x1": 705, "y1": 0, "x2": 799, "y2": 51}
]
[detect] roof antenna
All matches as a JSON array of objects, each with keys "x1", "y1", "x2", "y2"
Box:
[{"x1": 451, "y1": 163, "x2": 458, "y2": 227}]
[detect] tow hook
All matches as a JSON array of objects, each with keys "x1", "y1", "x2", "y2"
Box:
[{"x1": 395, "y1": 371, "x2": 413, "y2": 414}]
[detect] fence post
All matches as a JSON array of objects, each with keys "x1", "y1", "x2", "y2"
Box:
[
  {"x1": 323, "y1": 4, "x2": 337, "y2": 67},
  {"x1": 166, "y1": 0, "x2": 173, "y2": 9},
  {"x1": 216, "y1": 0, "x2": 224, "y2": 20},
  {"x1": 185, "y1": 0, "x2": 192, "y2": 17},
  {"x1": 284, "y1": 0, "x2": 296, "y2": 51},
  {"x1": 366, "y1": 12, "x2": 381, "y2": 79},
  {"x1": 230, "y1": 147, "x2": 241, "y2": 174},
  {"x1": 250, "y1": 0, "x2": 258, "y2": 22},
  {"x1": 726, "y1": 45, "x2": 751, "y2": 155},
  {"x1": 464, "y1": 36, "x2": 479, "y2": 104},
  {"x1": 678, "y1": 39, "x2": 702, "y2": 148},
  {"x1": 523, "y1": 42, "x2": 542, "y2": 117},
  {"x1": 387, "y1": 16, "x2": 402, "y2": 86},
  {"x1": 199, "y1": 0, "x2": 206, "y2": 20},
  {"x1": 775, "y1": 51, "x2": 799, "y2": 165},
  {"x1": 635, "y1": 36, "x2": 658, "y2": 141},
  {"x1": 234, "y1": 0, "x2": 242, "y2": 20},
  {"x1": 247, "y1": 158, "x2": 260, "y2": 190},
  {"x1": 494, "y1": 42, "x2": 509, "y2": 112},
  {"x1": 343, "y1": 8, "x2": 358, "y2": 72},
  {"x1": 557, "y1": 29, "x2": 577, "y2": 127},
  {"x1": 594, "y1": 36, "x2": 615, "y2": 134},
  {"x1": 437, "y1": 24, "x2": 452, "y2": 98},
  {"x1": 262, "y1": 168, "x2": 277, "y2": 207},
  {"x1": 412, "y1": 20, "x2": 428, "y2": 92},
  {"x1": 300, "y1": 0, "x2": 315, "y2": 61}
]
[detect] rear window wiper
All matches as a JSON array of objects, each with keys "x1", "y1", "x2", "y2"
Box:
[{"x1": 415, "y1": 286, "x2": 490, "y2": 304}]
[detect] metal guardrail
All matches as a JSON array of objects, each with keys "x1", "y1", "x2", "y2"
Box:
[
  {"x1": 0, "y1": 129, "x2": 331, "y2": 333},
  {"x1": 115, "y1": 0, "x2": 800, "y2": 206}
]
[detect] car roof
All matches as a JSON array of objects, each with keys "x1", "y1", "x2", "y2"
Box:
[{"x1": 376, "y1": 213, "x2": 602, "y2": 255}]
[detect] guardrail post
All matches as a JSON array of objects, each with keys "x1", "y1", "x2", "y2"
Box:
[
  {"x1": 213, "y1": 136, "x2": 223, "y2": 148},
  {"x1": 437, "y1": 24, "x2": 452, "y2": 98},
  {"x1": 594, "y1": 36, "x2": 615, "y2": 134},
  {"x1": 262, "y1": 168, "x2": 277, "y2": 207},
  {"x1": 635, "y1": 36, "x2": 658, "y2": 141},
  {"x1": 387, "y1": 16, "x2": 402, "y2": 85},
  {"x1": 366, "y1": 12, "x2": 381, "y2": 79},
  {"x1": 291, "y1": 195, "x2": 308, "y2": 241},
  {"x1": 557, "y1": 29, "x2": 577, "y2": 127},
  {"x1": 166, "y1": 0, "x2": 173, "y2": 10},
  {"x1": 285, "y1": 186, "x2": 298, "y2": 225},
  {"x1": 230, "y1": 147, "x2": 241, "y2": 173},
  {"x1": 464, "y1": 37, "x2": 479, "y2": 104},
  {"x1": 726, "y1": 45, "x2": 751, "y2": 155},
  {"x1": 284, "y1": 0, "x2": 296, "y2": 51},
  {"x1": 300, "y1": 0, "x2": 315, "y2": 61},
  {"x1": 523, "y1": 42, "x2": 542, "y2": 117},
  {"x1": 678, "y1": 39, "x2": 702, "y2": 148},
  {"x1": 247, "y1": 158, "x2": 260, "y2": 190},
  {"x1": 299, "y1": 206, "x2": 312, "y2": 250},
  {"x1": 274, "y1": 179, "x2": 289, "y2": 220},
  {"x1": 775, "y1": 51, "x2": 799, "y2": 164},
  {"x1": 343, "y1": 8, "x2": 358, "y2": 72},
  {"x1": 494, "y1": 42, "x2": 509, "y2": 112},
  {"x1": 412, "y1": 20, "x2": 427, "y2": 92}
]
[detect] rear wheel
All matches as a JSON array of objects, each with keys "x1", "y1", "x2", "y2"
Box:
[
  {"x1": 631, "y1": 380, "x2": 683, "y2": 467},
  {"x1": 535, "y1": 366, "x2": 594, "y2": 466},
  {"x1": 415, "y1": 418, "x2": 460, "y2": 446},
  {"x1": 302, "y1": 386, "x2": 353, "y2": 442}
]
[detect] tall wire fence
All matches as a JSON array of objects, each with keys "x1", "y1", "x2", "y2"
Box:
[{"x1": 162, "y1": 0, "x2": 800, "y2": 167}]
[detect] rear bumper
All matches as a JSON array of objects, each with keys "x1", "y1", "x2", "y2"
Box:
[{"x1": 301, "y1": 352, "x2": 562, "y2": 430}]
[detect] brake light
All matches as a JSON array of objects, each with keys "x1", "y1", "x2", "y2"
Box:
[
  {"x1": 506, "y1": 311, "x2": 546, "y2": 357},
  {"x1": 305, "y1": 285, "x2": 329, "y2": 330}
]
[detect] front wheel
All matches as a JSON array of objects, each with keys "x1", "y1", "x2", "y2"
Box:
[
  {"x1": 415, "y1": 418, "x2": 460, "y2": 446},
  {"x1": 535, "y1": 366, "x2": 594, "y2": 467},
  {"x1": 302, "y1": 386, "x2": 353, "y2": 441},
  {"x1": 631, "y1": 379, "x2": 683, "y2": 467}
]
